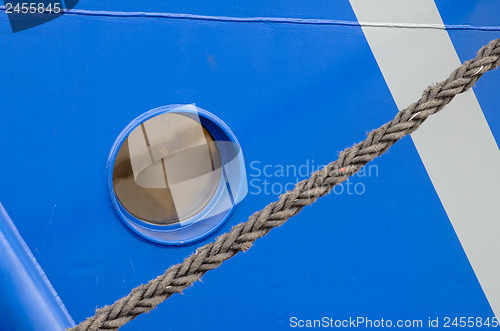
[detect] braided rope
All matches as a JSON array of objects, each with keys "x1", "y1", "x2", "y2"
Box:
[{"x1": 70, "y1": 38, "x2": 500, "y2": 331}]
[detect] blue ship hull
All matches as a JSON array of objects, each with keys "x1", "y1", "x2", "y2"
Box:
[{"x1": 1, "y1": 1, "x2": 500, "y2": 329}]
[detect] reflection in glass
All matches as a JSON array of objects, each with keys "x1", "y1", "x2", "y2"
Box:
[{"x1": 112, "y1": 113, "x2": 222, "y2": 225}]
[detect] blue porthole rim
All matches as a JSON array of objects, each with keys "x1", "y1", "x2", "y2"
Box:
[{"x1": 107, "y1": 104, "x2": 248, "y2": 245}]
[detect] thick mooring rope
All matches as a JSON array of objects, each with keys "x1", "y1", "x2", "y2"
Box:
[{"x1": 70, "y1": 38, "x2": 500, "y2": 331}]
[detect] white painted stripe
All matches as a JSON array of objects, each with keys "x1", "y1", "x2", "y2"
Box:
[{"x1": 349, "y1": 0, "x2": 500, "y2": 316}]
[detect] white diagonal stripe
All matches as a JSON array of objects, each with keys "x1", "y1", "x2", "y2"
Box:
[{"x1": 350, "y1": 0, "x2": 500, "y2": 317}]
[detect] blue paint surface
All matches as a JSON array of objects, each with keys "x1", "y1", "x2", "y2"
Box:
[
  {"x1": 0, "y1": 204, "x2": 74, "y2": 330},
  {"x1": 0, "y1": 1, "x2": 498, "y2": 330}
]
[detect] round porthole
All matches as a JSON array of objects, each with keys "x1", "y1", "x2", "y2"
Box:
[{"x1": 108, "y1": 104, "x2": 247, "y2": 245}]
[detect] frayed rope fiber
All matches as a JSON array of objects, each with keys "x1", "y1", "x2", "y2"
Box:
[{"x1": 69, "y1": 38, "x2": 500, "y2": 331}]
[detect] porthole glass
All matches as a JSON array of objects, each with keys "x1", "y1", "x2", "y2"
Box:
[
  {"x1": 108, "y1": 104, "x2": 247, "y2": 245},
  {"x1": 112, "y1": 113, "x2": 222, "y2": 225}
]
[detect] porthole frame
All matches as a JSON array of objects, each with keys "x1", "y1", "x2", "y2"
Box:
[{"x1": 107, "y1": 104, "x2": 247, "y2": 245}]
